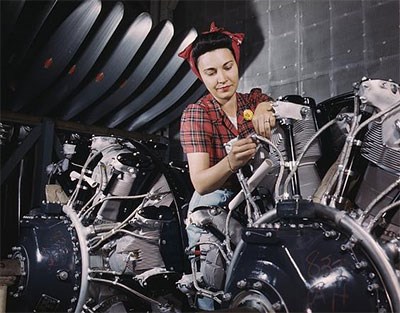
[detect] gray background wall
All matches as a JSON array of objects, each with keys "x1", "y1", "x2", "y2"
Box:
[{"x1": 173, "y1": 0, "x2": 399, "y2": 103}]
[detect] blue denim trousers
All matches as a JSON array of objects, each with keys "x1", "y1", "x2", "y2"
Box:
[
  {"x1": 186, "y1": 189, "x2": 235, "y2": 311},
  {"x1": 186, "y1": 189, "x2": 235, "y2": 248}
]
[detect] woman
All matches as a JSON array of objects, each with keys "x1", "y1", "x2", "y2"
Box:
[
  {"x1": 179, "y1": 22, "x2": 276, "y2": 216},
  {"x1": 178, "y1": 22, "x2": 276, "y2": 309}
]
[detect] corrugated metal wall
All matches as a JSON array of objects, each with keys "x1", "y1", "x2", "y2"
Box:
[{"x1": 174, "y1": 0, "x2": 399, "y2": 103}]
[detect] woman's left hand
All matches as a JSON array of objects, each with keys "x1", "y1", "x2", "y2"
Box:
[{"x1": 252, "y1": 101, "x2": 276, "y2": 138}]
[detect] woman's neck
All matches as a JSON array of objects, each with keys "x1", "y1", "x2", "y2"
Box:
[{"x1": 220, "y1": 94, "x2": 237, "y2": 117}]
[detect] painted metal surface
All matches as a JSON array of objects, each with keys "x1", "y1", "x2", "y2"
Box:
[
  {"x1": 105, "y1": 27, "x2": 198, "y2": 128},
  {"x1": 9, "y1": 0, "x2": 102, "y2": 112},
  {"x1": 61, "y1": 12, "x2": 153, "y2": 119},
  {"x1": 83, "y1": 19, "x2": 175, "y2": 124},
  {"x1": 37, "y1": 2, "x2": 125, "y2": 115},
  {"x1": 2, "y1": 0, "x2": 397, "y2": 139}
]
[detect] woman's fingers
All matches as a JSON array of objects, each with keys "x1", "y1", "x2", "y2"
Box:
[
  {"x1": 229, "y1": 138, "x2": 257, "y2": 168},
  {"x1": 253, "y1": 117, "x2": 270, "y2": 138},
  {"x1": 232, "y1": 138, "x2": 256, "y2": 153},
  {"x1": 261, "y1": 119, "x2": 271, "y2": 138},
  {"x1": 252, "y1": 113, "x2": 276, "y2": 138},
  {"x1": 269, "y1": 114, "x2": 276, "y2": 128}
]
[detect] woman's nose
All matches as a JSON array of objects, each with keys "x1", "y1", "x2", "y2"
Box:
[{"x1": 217, "y1": 71, "x2": 227, "y2": 84}]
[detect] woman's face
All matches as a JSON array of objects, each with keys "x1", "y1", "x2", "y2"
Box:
[{"x1": 197, "y1": 48, "x2": 239, "y2": 105}]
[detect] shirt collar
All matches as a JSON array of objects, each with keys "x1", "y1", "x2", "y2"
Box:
[{"x1": 203, "y1": 93, "x2": 242, "y2": 136}]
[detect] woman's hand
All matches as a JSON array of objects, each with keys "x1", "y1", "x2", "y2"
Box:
[
  {"x1": 227, "y1": 137, "x2": 257, "y2": 172},
  {"x1": 252, "y1": 101, "x2": 276, "y2": 138},
  {"x1": 186, "y1": 137, "x2": 257, "y2": 194}
]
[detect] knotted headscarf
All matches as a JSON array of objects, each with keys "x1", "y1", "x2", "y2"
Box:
[{"x1": 178, "y1": 22, "x2": 245, "y2": 80}]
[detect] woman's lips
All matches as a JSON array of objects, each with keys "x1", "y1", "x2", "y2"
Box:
[{"x1": 218, "y1": 85, "x2": 231, "y2": 92}]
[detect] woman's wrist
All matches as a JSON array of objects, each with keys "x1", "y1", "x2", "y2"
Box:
[
  {"x1": 226, "y1": 154, "x2": 237, "y2": 173},
  {"x1": 254, "y1": 101, "x2": 274, "y2": 115}
]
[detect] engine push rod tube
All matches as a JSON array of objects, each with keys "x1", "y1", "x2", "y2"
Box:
[
  {"x1": 331, "y1": 98, "x2": 400, "y2": 203},
  {"x1": 280, "y1": 119, "x2": 301, "y2": 196}
]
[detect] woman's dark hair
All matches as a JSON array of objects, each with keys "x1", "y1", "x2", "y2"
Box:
[{"x1": 191, "y1": 32, "x2": 234, "y2": 65}]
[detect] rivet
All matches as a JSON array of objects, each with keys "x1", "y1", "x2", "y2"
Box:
[
  {"x1": 120, "y1": 80, "x2": 127, "y2": 88},
  {"x1": 43, "y1": 57, "x2": 53, "y2": 69},
  {"x1": 68, "y1": 65, "x2": 77, "y2": 75},
  {"x1": 95, "y1": 72, "x2": 105, "y2": 82}
]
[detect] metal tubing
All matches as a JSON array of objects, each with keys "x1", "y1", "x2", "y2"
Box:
[
  {"x1": 281, "y1": 121, "x2": 301, "y2": 196},
  {"x1": 62, "y1": 205, "x2": 90, "y2": 313}
]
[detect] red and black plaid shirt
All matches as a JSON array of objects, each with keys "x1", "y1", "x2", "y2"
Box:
[{"x1": 180, "y1": 88, "x2": 273, "y2": 167}]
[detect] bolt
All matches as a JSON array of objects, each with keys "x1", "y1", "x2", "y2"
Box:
[
  {"x1": 368, "y1": 273, "x2": 376, "y2": 279},
  {"x1": 252, "y1": 281, "x2": 262, "y2": 290},
  {"x1": 355, "y1": 260, "x2": 368, "y2": 269},
  {"x1": 236, "y1": 280, "x2": 247, "y2": 289},
  {"x1": 300, "y1": 107, "x2": 309, "y2": 118},
  {"x1": 57, "y1": 271, "x2": 69, "y2": 280},
  {"x1": 272, "y1": 302, "x2": 282, "y2": 310},
  {"x1": 260, "y1": 273, "x2": 268, "y2": 281},
  {"x1": 367, "y1": 283, "x2": 379, "y2": 291},
  {"x1": 222, "y1": 293, "x2": 232, "y2": 301},
  {"x1": 324, "y1": 230, "x2": 337, "y2": 238}
]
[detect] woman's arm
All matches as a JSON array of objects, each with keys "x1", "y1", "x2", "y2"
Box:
[{"x1": 187, "y1": 137, "x2": 257, "y2": 195}]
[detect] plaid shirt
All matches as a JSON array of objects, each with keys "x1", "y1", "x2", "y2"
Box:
[{"x1": 180, "y1": 88, "x2": 272, "y2": 167}]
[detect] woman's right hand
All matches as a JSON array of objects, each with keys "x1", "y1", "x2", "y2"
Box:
[
  {"x1": 186, "y1": 137, "x2": 257, "y2": 194},
  {"x1": 227, "y1": 137, "x2": 257, "y2": 171}
]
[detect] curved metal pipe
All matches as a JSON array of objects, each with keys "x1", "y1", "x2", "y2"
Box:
[
  {"x1": 88, "y1": 277, "x2": 165, "y2": 308},
  {"x1": 313, "y1": 205, "x2": 400, "y2": 313},
  {"x1": 252, "y1": 206, "x2": 400, "y2": 312},
  {"x1": 63, "y1": 205, "x2": 90, "y2": 313}
]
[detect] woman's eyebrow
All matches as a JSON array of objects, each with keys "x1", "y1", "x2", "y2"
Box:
[
  {"x1": 206, "y1": 60, "x2": 234, "y2": 70},
  {"x1": 224, "y1": 60, "x2": 234, "y2": 66},
  {"x1": 202, "y1": 66, "x2": 216, "y2": 72}
]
